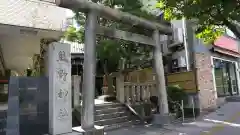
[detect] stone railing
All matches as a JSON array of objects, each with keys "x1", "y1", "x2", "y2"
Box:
[{"x1": 123, "y1": 82, "x2": 156, "y2": 104}]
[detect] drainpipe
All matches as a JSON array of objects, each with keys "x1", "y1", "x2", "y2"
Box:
[{"x1": 182, "y1": 18, "x2": 190, "y2": 71}]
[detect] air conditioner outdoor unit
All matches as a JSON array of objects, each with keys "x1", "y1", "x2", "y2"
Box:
[
  {"x1": 173, "y1": 28, "x2": 184, "y2": 43},
  {"x1": 168, "y1": 28, "x2": 184, "y2": 49},
  {"x1": 172, "y1": 56, "x2": 186, "y2": 69}
]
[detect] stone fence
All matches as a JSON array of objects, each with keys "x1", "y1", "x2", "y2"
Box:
[{"x1": 122, "y1": 82, "x2": 156, "y2": 104}]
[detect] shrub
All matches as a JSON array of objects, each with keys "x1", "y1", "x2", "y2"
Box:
[{"x1": 167, "y1": 85, "x2": 188, "y2": 117}]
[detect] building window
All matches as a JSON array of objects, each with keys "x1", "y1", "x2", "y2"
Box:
[{"x1": 213, "y1": 58, "x2": 238, "y2": 97}]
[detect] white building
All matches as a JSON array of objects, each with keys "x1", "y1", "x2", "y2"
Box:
[{"x1": 0, "y1": 0, "x2": 70, "y2": 76}]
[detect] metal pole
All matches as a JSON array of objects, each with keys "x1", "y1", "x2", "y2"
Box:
[
  {"x1": 192, "y1": 96, "x2": 196, "y2": 121},
  {"x1": 182, "y1": 18, "x2": 190, "y2": 71},
  {"x1": 181, "y1": 100, "x2": 185, "y2": 122},
  {"x1": 153, "y1": 30, "x2": 169, "y2": 115},
  {"x1": 81, "y1": 10, "x2": 97, "y2": 130}
]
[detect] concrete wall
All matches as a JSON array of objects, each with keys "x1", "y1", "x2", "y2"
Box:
[
  {"x1": 0, "y1": 35, "x2": 41, "y2": 74},
  {"x1": 0, "y1": 0, "x2": 69, "y2": 31}
]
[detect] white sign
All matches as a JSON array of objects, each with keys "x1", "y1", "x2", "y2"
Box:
[{"x1": 48, "y1": 42, "x2": 72, "y2": 135}]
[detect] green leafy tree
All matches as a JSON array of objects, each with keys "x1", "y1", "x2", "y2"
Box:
[
  {"x1": 64, "y1": 26, "x2": 84, "y2": 43},
  {"x1": 157, "y1": 0, "x2": 240, "y2": 43},
  {"x1": 65, "y1": 0, "x2": 156, "y2": 94}
]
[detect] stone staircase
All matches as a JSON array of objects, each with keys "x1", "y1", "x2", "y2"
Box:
[{"x1": 74, "y1": 102, "x2": 141, "y2": 130}]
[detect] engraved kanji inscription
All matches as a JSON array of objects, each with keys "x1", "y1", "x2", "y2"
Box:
[
  {"x1": 57, "y1": 108, "x2": 69, "y2": 120},
  {"x1": 57, "y1": 69, "x2": 68, "y2": 82},
  {"x1": 57, "y1": 89, "x2": 68, "y2": 99},
  {"x1": 58, "y1": 51, "x2": 66, "y2": 61},
  {"x1": 58, "y1": 50, "x2": 69, "y2": 63}
]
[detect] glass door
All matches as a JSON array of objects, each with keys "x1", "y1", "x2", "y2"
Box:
[
  {"x1": 222, "y1": 62, "x2": 231, "y2": 96},
  {"x1": 228, "y1": 62, "x2": 238, "y2": 95},
  {"x1": 213, "y1": 58, "x2": 239, "y2": 97},
  {"x1": 214, "y1": 59, "x2": 228, "y2": 96}
]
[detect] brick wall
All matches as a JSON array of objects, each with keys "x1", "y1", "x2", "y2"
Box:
[{"x1": 195, "y1": 53, "x2": 217, "y2": 110}]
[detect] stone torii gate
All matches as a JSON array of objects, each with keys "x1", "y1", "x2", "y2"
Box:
[{"x1": 56, "y1": 0, "x2": 173, "y2": 134}]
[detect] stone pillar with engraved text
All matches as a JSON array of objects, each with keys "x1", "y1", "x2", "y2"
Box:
[{"x1": 46, "y1": 42, "x2": 72, "y2": 135}]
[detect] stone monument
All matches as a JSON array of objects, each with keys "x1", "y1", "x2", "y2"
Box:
[
  {"x1": 46, "y1": 42, "x2": 72, "y2": 135},
  {"x1": 6, "y1": 77, "x2": 49, "y2": 135}
]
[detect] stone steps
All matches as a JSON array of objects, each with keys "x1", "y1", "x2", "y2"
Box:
[
  {"x1": 95, "y1": 115, "x2": 129, "y2": 126},
  {"x1": 74, "y1": 102, "x2": 140, "y2": 131},
  {"x1": 95, "y1": 106, "x2": 127, "y2": 115},
  {"x1": 95, "y1": 103, "x2": 123, "y2": 110},
  {"x1": 104, "y1": 120, "x2": 141, "y2": 131},
  {"x1": 95, "y1": 111, "x2": 128, "y2": 120}
]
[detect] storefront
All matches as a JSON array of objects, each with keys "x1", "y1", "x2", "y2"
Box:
[
  {"x1": 212, "y1": 57, "x2": 239, "y2": 97},
  {"x1": 194, "y1": 35, "x2": 240, "y2": 110}
]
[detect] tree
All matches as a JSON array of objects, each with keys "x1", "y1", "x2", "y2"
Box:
[
  {"x1": 64, "y1": 26, "x2": 83, "y2": 43},
  {"x1": 65, "y1": 0, "x2": 156, "y2": 94},
  {"x1": 156, "y1": 0, "x2": 240, "y2": 43}
]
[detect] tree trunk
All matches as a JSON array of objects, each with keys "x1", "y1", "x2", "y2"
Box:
[{"x1": 102, "y1": 61, "x2": 115, "y2": 95}]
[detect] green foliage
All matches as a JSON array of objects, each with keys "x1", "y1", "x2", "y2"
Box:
[
  {"x1": 196, "y1": 26, "x2": 224, "y2": 44},
  {"x1": 167, "y1": 85, "x2": 188, "y2": 115},
  {"x1": 157, "y1": 0, "x2": 240, "y2": 43},
  {"x1": 64, "y1": 26, "x2": 83, "y2": 43},
  {"x1": 64, "y1": 0, "x2": 156, "y2": 75}
]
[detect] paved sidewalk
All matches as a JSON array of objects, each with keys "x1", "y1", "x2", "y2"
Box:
[
  {"x1": 106, "y1": 102, "x2": 240, "y2": 135},
  {"x1": 105, "y1": 124, "x2": 182, "y2": 135}
]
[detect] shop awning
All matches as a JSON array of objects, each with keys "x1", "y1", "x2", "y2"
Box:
[{"x1": 212, "y1": 36, "x2": 240, "y2": 57}]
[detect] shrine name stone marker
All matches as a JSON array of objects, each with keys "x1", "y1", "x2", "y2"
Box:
[{"x1": 47, "y1": 42, "x2": 72, "y2": 135}]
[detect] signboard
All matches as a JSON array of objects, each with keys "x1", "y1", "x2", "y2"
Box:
[
  {"x1": 5, "y1": 77, "x2": 49, "y2": 135},
  {"x1": 18, "y1": 77, "x2": 49, "y2": 135},
  {"x1": 167, "y1": 71, "x2": 197, "y2": 92}
]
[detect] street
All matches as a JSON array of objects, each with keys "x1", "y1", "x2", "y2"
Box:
[{"x1": 106, "y1": 102, "x2": 240, "y2": 135}]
